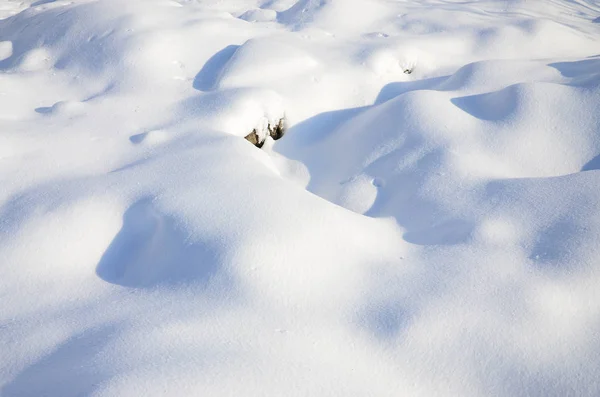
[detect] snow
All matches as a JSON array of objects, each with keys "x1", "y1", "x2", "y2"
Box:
[{"x1": 1, "y1": 0, "x2": 600, "y2": 395}]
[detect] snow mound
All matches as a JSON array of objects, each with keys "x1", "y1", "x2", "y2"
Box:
[
  {"x1": 278, "y1": 0, "x2": 391, "y2": 33},
  {"x1": 181, "y1": 87, "x2": 286, "y2": 141},
  {"x1": 239, "y1": 8, "x2": 277, "y2": 23},
  {"x1": 277, "y1": 0, "x2": 328, "y2": 27},
  {"x1": 216, "y1": 37, "x2": 319, "y2": 89}
]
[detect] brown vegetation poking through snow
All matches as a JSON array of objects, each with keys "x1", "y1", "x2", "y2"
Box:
[{"x1": 245, "y1": 118, "x2": 286, "y2": 148}]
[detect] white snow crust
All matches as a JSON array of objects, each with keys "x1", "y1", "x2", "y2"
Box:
[{"x1": 1, "y1": 0, "x2": 600, "y2": 395}]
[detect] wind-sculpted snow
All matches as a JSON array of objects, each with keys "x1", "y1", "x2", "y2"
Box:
[{"x1": 1, "y1": 0, "x2": 600, "y2": 396}]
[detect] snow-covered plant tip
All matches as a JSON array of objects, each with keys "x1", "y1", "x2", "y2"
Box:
[{"x1": 245, "y1": 117, "x2": 286, "y2": 148}]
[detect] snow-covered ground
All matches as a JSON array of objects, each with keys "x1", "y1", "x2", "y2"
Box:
[{"x1": 1, "y1": 0, "x2": 599, "y2": 395}]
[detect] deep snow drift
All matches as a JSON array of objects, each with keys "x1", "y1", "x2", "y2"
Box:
[{"x1": 1, "y1": 0, "x2": 600, "y2": 395}]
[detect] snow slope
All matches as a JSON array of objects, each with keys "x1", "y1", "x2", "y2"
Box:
[{"x1": 1, "y1": 0, "x2": 600, "y2": 395}]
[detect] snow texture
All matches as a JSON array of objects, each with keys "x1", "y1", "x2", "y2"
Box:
[{"x1": 1, "y1": 0, "x2": 600, "y2": 396}]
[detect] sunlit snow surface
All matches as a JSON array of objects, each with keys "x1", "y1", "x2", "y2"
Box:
[{"x1": 1, "y1": 0, "x2": 600, "y2": 395}]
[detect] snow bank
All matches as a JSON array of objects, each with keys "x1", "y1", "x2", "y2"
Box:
[{"x1": 1, "y1": 0, "x2": 600, "y2": 396}]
